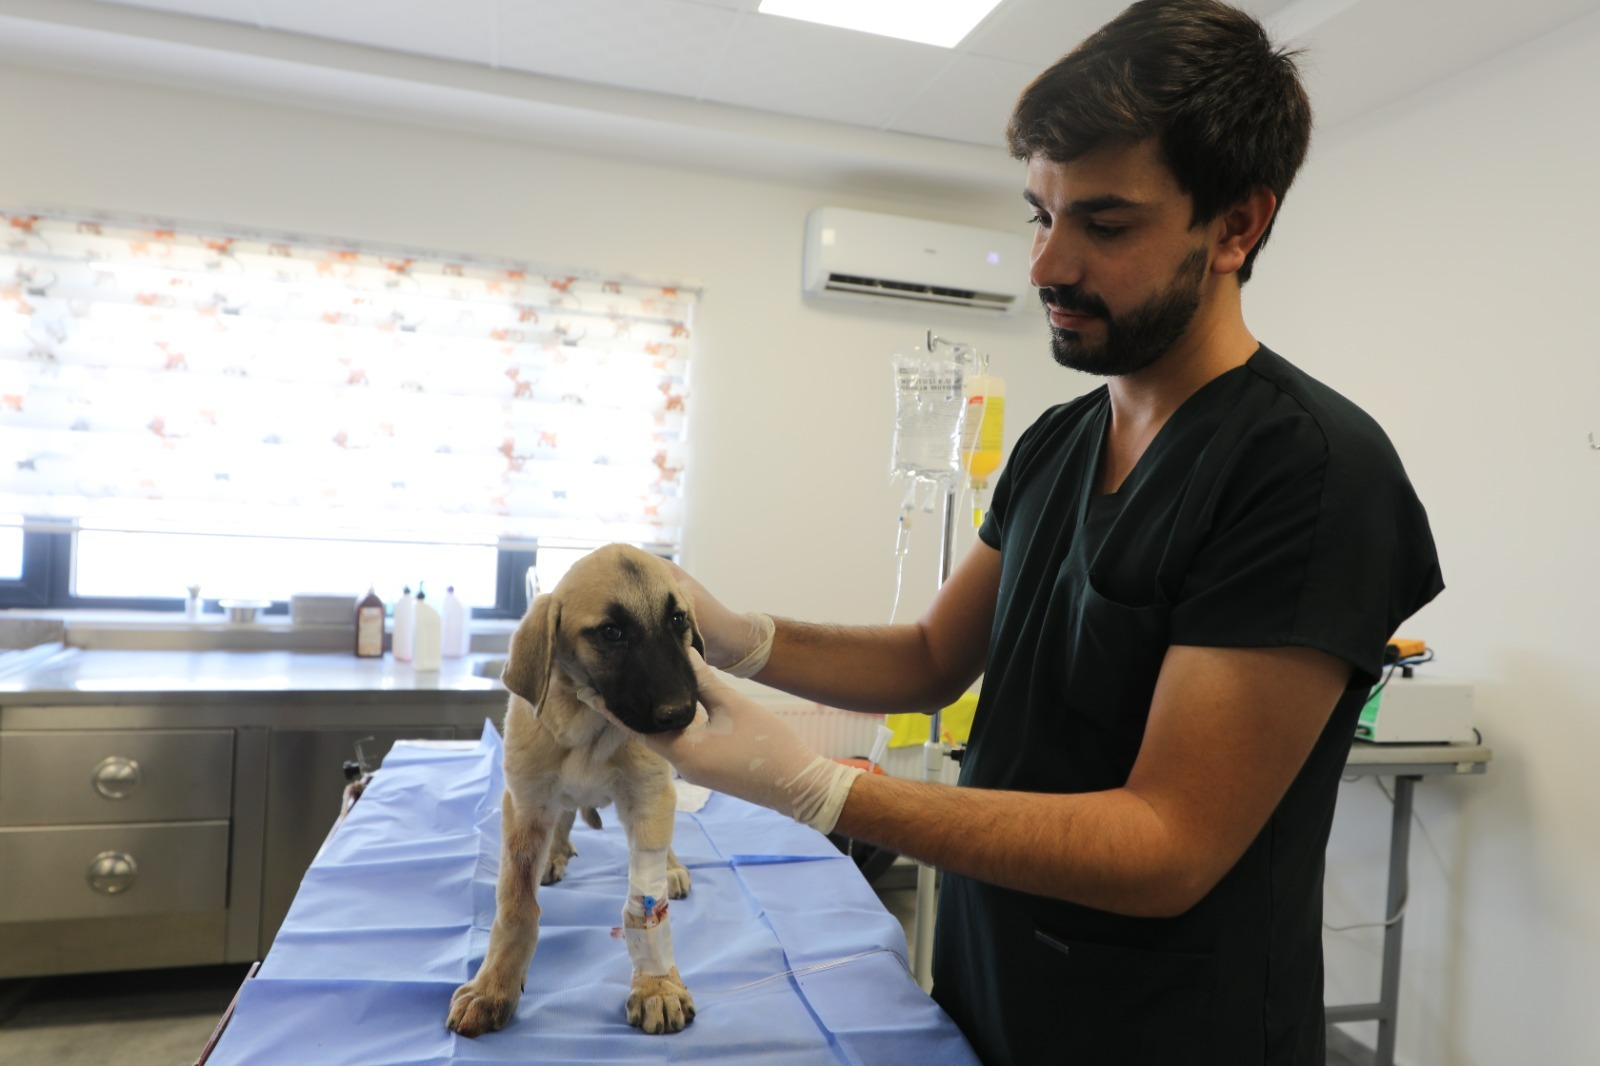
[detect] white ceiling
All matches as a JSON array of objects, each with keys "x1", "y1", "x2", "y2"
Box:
[{"x1": 2, "y1": 0, "x2": 1598, "y2": 198}]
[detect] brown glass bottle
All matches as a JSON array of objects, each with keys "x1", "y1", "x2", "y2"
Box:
[{"x1": 355, "y1": 587, "x2": 385, "y2": 658}]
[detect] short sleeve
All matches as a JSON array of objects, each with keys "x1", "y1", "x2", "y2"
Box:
[
  {"x1": 977, "y1": 479, "x2": 1007, "y2": 550},
  {"x1": 978, "y1": 399, "x2": 1061, "y2": 552},
  {"x1": 1167, "y1": 403, "x2": 1443, "y2": 688}
]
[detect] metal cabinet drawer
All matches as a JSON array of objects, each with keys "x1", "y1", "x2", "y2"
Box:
[
  {"x1": 0, "y1": 730, "x2": 234, "y2": 826},
  {"x1": 0, "y1": 821, "x2": 229, "y2": 922}
]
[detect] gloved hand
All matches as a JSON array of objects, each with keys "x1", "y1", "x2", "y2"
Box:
[
  {"x1": 665, "y1": 561, "x2": 774, "y2": 679},
  {"x1": 578, "y1": 652, "x2": 863, "y2": 835}
]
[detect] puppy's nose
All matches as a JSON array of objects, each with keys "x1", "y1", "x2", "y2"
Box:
[{"x1": 654, "y1": 702, "x2": 696, "y2": 731}]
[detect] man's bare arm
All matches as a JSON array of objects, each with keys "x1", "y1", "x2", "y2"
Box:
[
  {"x1": 751, "y1": 540, "x2": 1001, "y2": 714},
  {"x1": 832, "y1": 643, "x2": 1352, "y2": 916}
]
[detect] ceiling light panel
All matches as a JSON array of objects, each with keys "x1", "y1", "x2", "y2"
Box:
[
  {"x1": 757, "y1": 0, "x2": 1005, "y2": 49},
  {"x1": 699, "y1": 8, "x2": 952, "y2": 128}
]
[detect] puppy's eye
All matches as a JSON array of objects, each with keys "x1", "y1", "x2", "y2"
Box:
[
  {"x1": 669, "y1": 609, "x2": 688, "y2": 631},
  {"x1": 599, "y1": 623, "x2": 624, "y2": 643}
]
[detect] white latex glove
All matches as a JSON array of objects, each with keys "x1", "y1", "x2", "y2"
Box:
[
  {"x1": 578, "y1": 652, "x2": 863, "y2": 835},
  {"x1": 664, "y1": 561, "x2": 774, "y2": 679}
]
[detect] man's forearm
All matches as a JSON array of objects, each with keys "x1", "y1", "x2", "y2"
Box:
[
  {"x1": 746, "y1": 540, "x2": 999, "y2": 714},
  {"x1": 833, "y1": 772, "x2": 1210, "y2": 919},
  {"x1": 751, "y1": 618, "x2": 977, "y2": 714}
]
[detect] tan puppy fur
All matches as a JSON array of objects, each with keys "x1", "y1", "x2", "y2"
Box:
[{"x1": 446, "y1": 544, "x2": 701, "y2": 1037}]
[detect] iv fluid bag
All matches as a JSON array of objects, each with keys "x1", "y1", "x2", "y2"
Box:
[
  {"x1": 890, "y1": 352, "x2": 965, "y2": 485},
  {"x1": 960, "y1": 373, "x2": 1005, "y2": 487}
]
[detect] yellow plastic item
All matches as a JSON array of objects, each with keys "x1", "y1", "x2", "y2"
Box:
[
  {"x1": 960, "y1": 374, "x2": 1004, "y2": 527},
  {"x1": 1387, "y1": 637, "x2": 1427, "y2": 660},
  {"x1": 886, "y1": 692, "x2": 980, "y2": 748},
  {"x1": 960, "y1": 375, "x2": 1005, "y2": 488}
]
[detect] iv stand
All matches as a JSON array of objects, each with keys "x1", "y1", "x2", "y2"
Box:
[
  {"x1": 912, "y1": 329, "x2": 970, "y2": 991},
  {"x1": 912, "y1": 484, "x2": 958, "y2": 991}
]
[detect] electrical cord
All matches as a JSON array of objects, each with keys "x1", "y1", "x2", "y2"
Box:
[
  {"x1": 1366, "y1": 648, "x2": 1436, "y2": 703},
  {"x1": 1323, "y1": 892, "x2": 1409, "y2": 933},
  {"x1": 1327, "y1": 650, "x2": 1441, "y2": 935},
  {"x1": 1324, "y1": 771, "x2": 1449, "y2": 934}
]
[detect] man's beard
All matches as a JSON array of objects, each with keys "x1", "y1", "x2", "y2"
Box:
[{"x1": 1042, "y1": 246, "x2": 1209, "y2": 377}]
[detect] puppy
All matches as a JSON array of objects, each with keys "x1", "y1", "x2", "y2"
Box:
[{"x1": 447, "y1": 544, "x2": 700, "y2": 1037}]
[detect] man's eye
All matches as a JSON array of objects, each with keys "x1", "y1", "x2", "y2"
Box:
[
  {"x1": 1086, "y1": 222, "x2": 1126, "y2": 239},
  {"x1": 1026, "y1": 212, "x2": 1049, "y2": 227},
  {"x1": 599, "y1": 623, "x2": 624, "y2": 643}
]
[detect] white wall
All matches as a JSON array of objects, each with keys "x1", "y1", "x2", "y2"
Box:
[
  {"x1": 0, "y1": 60, "x2": 1059, "y2": 630},
  {"x1": 1247, "y1": 14, "x2": 1600, "y2": 1065}
]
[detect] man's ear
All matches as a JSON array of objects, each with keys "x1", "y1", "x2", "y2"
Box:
[
  {"x1": 502, "y1": 594, "x2": 557, "y2": 707},
  {"x1": 1211, "y1": 186, "x2": 1277, "y2": 277}
]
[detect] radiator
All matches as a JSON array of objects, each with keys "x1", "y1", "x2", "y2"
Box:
[{"x1": 765, "y1": 699, "x2": 958, "y2": 783}]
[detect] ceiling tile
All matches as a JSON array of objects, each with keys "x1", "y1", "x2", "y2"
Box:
[
  {"x1": 496, "y1": 0, "x2": 741, "y2": 98},
  {"x1": 959, "y1": 0, "x2": 1130, "y2": 66},
  {"x1": 63, "y1": 0, "x2": 1600, "y2": 161},
  {"x1": 697, "y1": 10, "x2": 953, "y2": 129},
  {"x1": 886, "y1": 52, "x2": 1036, "y2": 149},
  {"x1": 961, "y1": 0, "x2": 1306, "y2": 67},
  {"x1": 255, "y1": 0, "x2": 496, "y2": 65},
  {"x1": 1283, "y1": 0, "x2": 1600, "y2": 128},
  {"x1": 86, "y1": 0, "x2": 262, "y2": 23}
]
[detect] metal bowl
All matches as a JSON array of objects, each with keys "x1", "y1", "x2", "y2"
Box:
[{"x1": 218, "y1": 598, "x2": 272, "y2": 624}]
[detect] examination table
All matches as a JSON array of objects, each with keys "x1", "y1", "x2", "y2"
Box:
[{"x1": 200, "y1": 723, "x2": 980, "y2": 1064}]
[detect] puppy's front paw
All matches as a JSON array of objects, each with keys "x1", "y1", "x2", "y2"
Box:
[
  {"x1": 447, "y1": 979, "x2": 519, "y2": 1038},
  {"x1": 666, "y1": 864, "x2": 690, "y2": 899},
  {"x1": 626, "y1": 967, "x2": 695, "y2": 1034}
]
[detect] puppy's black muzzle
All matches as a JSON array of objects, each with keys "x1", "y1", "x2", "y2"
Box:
[{"x1": 598, "y1": 637, "x2": 700, "y2": 735}]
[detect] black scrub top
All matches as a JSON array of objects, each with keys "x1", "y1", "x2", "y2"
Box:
[{"x1": 931, "y1": 347, "x2": 1442, "y2": 1066}]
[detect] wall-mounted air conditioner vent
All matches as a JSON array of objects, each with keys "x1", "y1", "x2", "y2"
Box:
[{"x1": 803, "y1": 207, "x2": 1030, "y2": 315}]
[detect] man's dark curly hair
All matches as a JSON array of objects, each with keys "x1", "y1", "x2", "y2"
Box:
[{"x1": 1007, "y1": 0, "x2": 1312, "y2": 282}]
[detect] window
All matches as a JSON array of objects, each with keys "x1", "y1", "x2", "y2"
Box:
[
  {"x1": 73, "y1": 525, "x2": 500, "y2": 610},
  {"x1": 0, "y1": 211, "x2": 695, "y2": 614},
  {"x1": 0, "y1": 515, "x2": 21, "y2": 581}
]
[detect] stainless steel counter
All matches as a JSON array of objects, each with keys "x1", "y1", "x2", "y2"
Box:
[
  {"x1": 0, "y1": 645, "x2": 503, "y2": 698},
  {"x1": 0, "y1": 645, "x2": 512, "y2": 978},
  {"x1": 0, "y1": 646, "x2": 507, "y2": 726}
]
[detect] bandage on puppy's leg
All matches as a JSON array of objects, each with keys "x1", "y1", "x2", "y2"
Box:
[
  {"x1": 624, "y1": 847, "x2": 675, "y2": 976},
  {"x1": 623, "y1": 911, "x2": 676, "y2": 977},
  {"x1": 628, "y1": 846, "x2": 670, "y2": 903}
]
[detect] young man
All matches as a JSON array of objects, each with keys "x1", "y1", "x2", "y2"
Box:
[{"x1": 591, "y1": 2, "x2": 1442, "y2": 1062}]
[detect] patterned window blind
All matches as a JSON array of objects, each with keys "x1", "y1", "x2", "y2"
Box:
[{"x1": 0, "y1": 212, "x2": 694, "y2": 550}]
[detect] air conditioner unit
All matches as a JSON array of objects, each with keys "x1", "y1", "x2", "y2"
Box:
[{"x1": 802, "y1": 207, "x2": 1031, "y2": 315}]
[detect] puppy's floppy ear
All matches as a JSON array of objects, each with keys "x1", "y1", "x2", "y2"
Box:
[
  {"x1": 680, "y1": 584, "x2": 706, "y2": 660},
  {"x1": 503, "y1": 593, "x2": 557, "y2": 707}
]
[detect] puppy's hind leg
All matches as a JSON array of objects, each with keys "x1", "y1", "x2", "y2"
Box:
[
  {"x1": 666, "y1": 847, "x2": 690, "y2": 899},
  {"x1": 447, "y1": 791, "x2": 553, "y2": 1038},
  {"x1": 541, "y1": 808, "x2": 578, "y2": 886}
]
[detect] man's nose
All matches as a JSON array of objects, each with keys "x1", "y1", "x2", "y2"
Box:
[{"x1": 1029, "y1": 227, "x2": 1084, "y2": 292}]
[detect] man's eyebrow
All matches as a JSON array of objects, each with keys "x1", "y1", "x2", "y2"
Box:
[{"x1": 1022, "y1": 190, "x2": 1145, "y2": 215}]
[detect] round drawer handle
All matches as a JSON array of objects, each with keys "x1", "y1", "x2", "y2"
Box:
[
  {"x1": 87, "y1": 850, "x2": 138, "y2": 895},
  {"x1": 92, "y1": 756, "x2": 141, "y2": 800}
]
